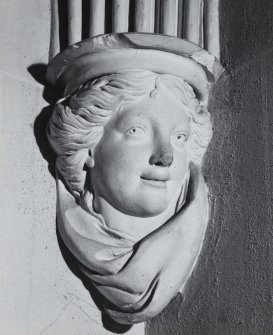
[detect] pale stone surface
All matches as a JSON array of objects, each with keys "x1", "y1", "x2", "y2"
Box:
[
  {"x1": 161, "y1": 0, "x2": 179, "y2": 36},
  {"x1": 183, "y1": 0, "x2": 204, "y2": 46},
  {"x1": 89, "y1": 0, "x2": 105, "y2": 38},
  {"x1": 46, "y1": 33, "x2": 218, "y2": 324},
  {"x1": 0, "y1": 1, "x2": 220, "y2": 332},
  {"x1": 68, "y1": 0, "x2": 82, "y2": 45},
  {"x1": 112, "y1": 0, "x2": 130, "y2": 33},
  {"x1": 0, "y1": 1, "x2": 144, "y2": 334}
]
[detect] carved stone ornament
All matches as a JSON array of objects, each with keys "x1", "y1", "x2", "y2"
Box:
[{"x1": 46, "y1": 33, "x2": 222, "y2": 325}]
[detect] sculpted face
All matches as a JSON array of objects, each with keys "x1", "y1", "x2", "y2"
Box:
[
  {"x1": 90, "y1": 92, "x2": 191, "y2": 217},
  {"x1": 46, "y1": 31, "x2": 217, "y2": 324}
]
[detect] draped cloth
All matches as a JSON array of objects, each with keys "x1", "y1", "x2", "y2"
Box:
[{"x1": 57, "y1": 163, "x2": 209, "y2": 324}]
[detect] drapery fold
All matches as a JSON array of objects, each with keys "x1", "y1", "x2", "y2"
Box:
[{"x1": 57, "y1": 163, "x2": 208, "y2": 324}]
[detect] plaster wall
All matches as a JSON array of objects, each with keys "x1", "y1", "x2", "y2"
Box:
[
  {"x1": 2, "y1": 1, "x2": 273, "y2": 335},
  {"x1": 0, "y1": 1, "x2": 144, "y2": 334},
  {"x1": 147, "y1": 1, "x2": 273, "y2": 334}
]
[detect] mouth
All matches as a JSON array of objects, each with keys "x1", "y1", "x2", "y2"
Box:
[{"x1": 140, "y1": 172, "x2": 170, "y2": 188}]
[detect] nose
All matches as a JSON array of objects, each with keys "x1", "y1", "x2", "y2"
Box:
[{"x1": 149, "y1": 141, "x2": 173, "y2": 167}]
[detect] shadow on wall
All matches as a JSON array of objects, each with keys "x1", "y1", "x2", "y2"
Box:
[
  {"x1": 28, "y1": 63, "x2": 132, "y2": 334},
  {"x1": 28, "y1": 63, "x2": 57, "y2": 179}
]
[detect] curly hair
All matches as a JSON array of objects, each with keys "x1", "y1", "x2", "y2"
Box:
[{"x1": 47, "y1": 70, "x2": 212, "y2": 198}]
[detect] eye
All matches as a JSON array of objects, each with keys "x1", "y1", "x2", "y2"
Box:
[
  {"x1": 173, "y1": 132, "x2": 187, "y2": 144},
  {"x1": 125, "y1": 126, "x2": 146, "y2": 137},
  {"x1": 177, "y1": 134, "x2": 186, "y2": 141}
]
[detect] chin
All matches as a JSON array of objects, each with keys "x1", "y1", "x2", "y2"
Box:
[
  {"x1": 113, "y1": 188, "x2": 176, "y2": 218},
  {"x1": 133, "y1": 197, "x2": 171, "y2": 218}
]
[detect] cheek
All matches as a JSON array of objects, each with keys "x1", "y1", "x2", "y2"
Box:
[
  {"x1": 97, "y1": 141, "x2": 150, "y2": 180},
  {"x1": 121, "y1": 146, "x2": 150, "y2": 170},
  {"x1": 172, "y1": 149, "x2": 188, "y2": 179}
]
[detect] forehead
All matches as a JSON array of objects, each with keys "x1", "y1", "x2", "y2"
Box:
[{"x1": 114, "y1": 93, "x2": 192, "y2": 126}]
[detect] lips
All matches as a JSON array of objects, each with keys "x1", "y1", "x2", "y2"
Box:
[{"x1": 140, "y1": 170, "x2": 170, "y2": 185}]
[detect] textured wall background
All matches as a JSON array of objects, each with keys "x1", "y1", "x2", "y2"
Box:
[
  {"x1": 147, "y1": 1, "x2": 273, "y2": 334},
  {"x1": 0, "y1": 1, "x2": 144, "y2": 334}
]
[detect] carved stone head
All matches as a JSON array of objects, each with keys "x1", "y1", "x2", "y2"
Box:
[{"x1": 46, "y1": 33, "x2": 221, "y2": 324}]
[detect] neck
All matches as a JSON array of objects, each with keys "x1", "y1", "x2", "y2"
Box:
[{"x1": 92, "y1": 194, "x2": 181, "y2": 242}]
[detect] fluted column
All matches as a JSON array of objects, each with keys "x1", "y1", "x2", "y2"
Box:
[
  {"x1": 49, "y1": 0, "x2": 60, "y2": 60},
  {"x1": 89, "y1": 0, "x2": 105, "y2": 37},
  {"x1": 183, "y1": 0, "x2": 203, "y2": 46},
  {"x1": 55, "y1": 0, "x2": 220, "y2": 58},
  {"x1": 177, "y1": 0, "x2": 184, "y2": 38},
  {"x1": 135, "y1": 0, "x2": 155, "y2": 33},
  {"x1": 68, "y1": 0, "x2": 82, "y2": 45},
  {"x1": 112, "y1": 0, "x2": 130, "y2": 32},
  {"x1": 161, "y1": 0, "x2": 179, "y2": 36},
  {"x1": 204, "y1": 0, "x2": 220, "y2": 58}
]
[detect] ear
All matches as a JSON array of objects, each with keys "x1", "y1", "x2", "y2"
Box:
[{"x1": 85, "y1": 148, "x2": 95, "y2": 168}]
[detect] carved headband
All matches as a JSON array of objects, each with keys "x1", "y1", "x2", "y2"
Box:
[{"x1": 47, "y1": 33, "x2": 222, "y2": 103}]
